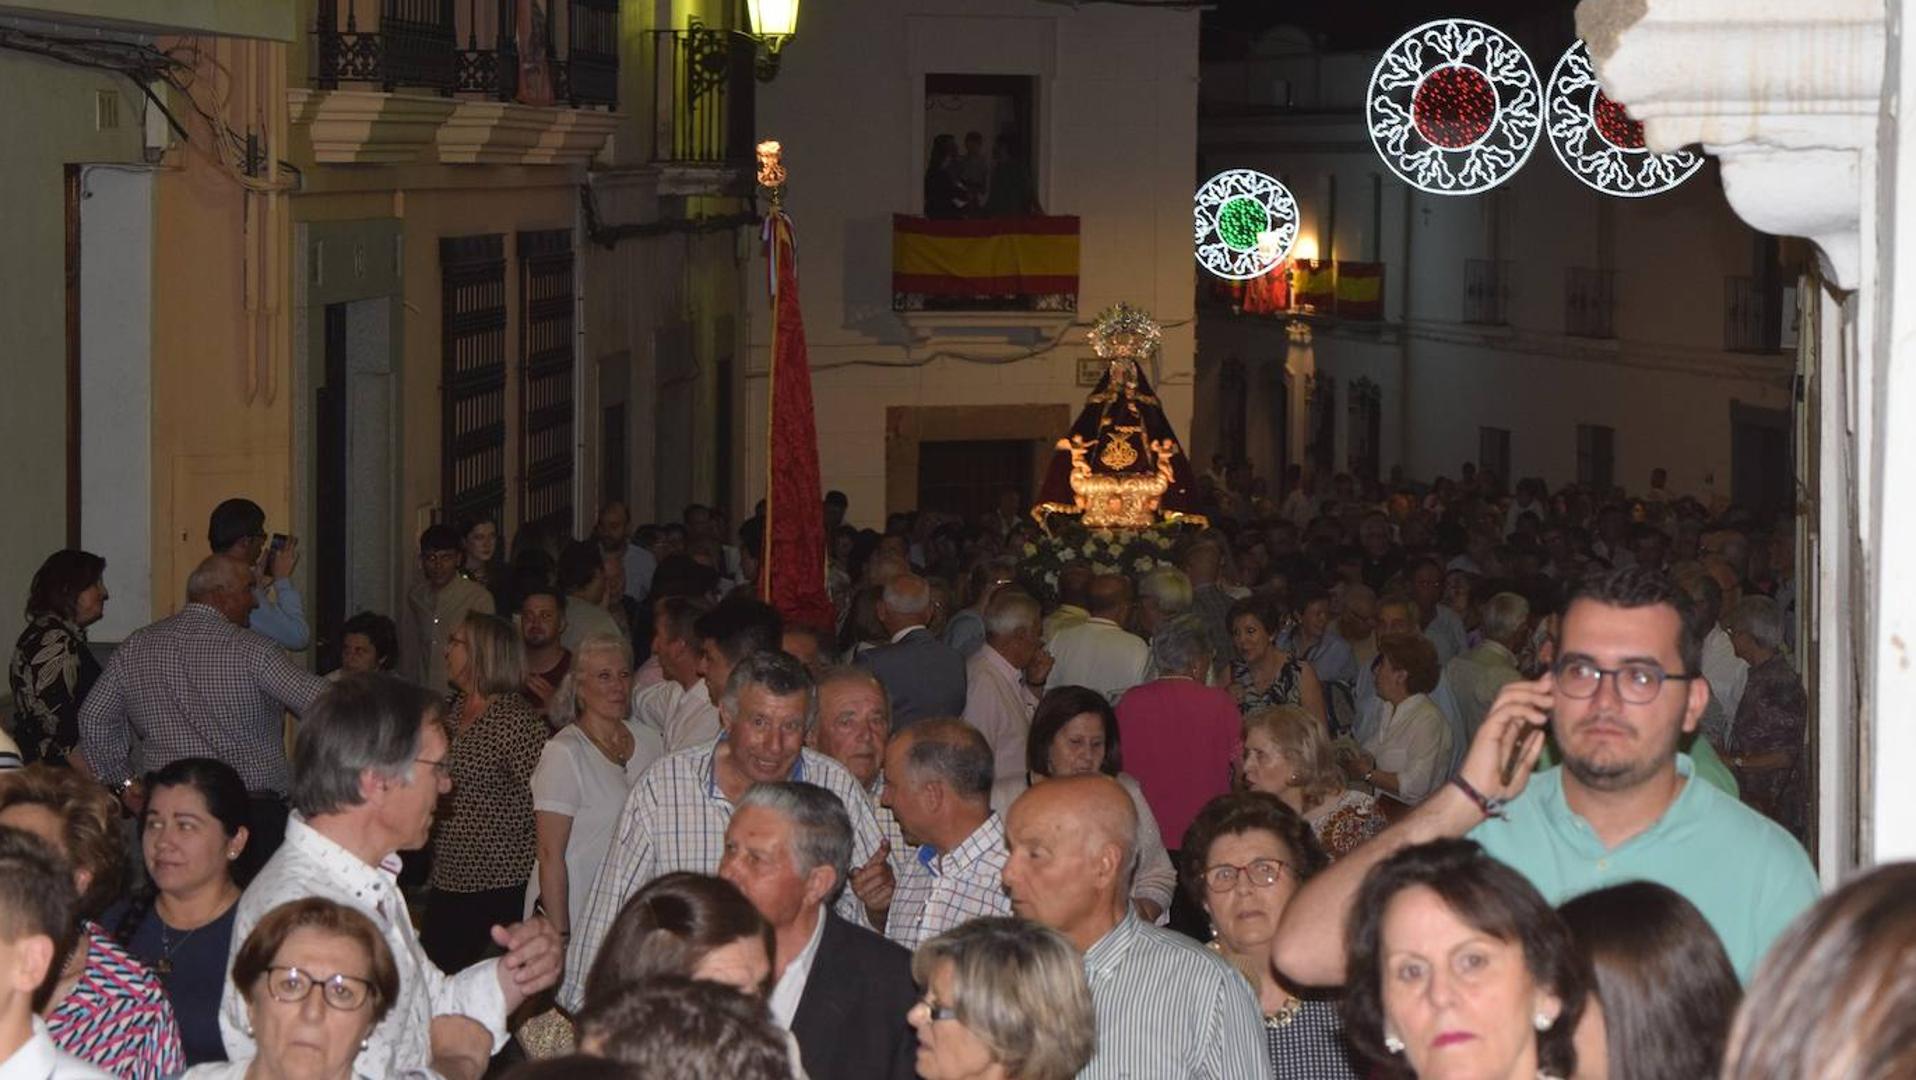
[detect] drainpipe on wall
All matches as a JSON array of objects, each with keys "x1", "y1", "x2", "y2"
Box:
[{"x1": 1398, "y1": 184, "x2": 1414, "y2": 476}]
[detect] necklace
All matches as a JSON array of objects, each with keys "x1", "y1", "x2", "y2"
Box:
[
  {"x1": 155, "y1": 922, "x2": 197, "y2": 976},
  {"x1": 1205, "y1": 940, "x2": 1303, "y2": 1028},
  {"x1": 580, "y1": 720, "x2": 633, "y2": 766}
]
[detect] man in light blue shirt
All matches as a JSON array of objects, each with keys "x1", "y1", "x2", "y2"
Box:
[
  {"x1": 209, "y1": 497, "x2": 310, "y2": 651},
  {"x1": 1275, "y1": 566, "x2": 1818, "y2": 985}
]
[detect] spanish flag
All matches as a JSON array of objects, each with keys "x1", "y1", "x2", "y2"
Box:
[
  {"x1": 1336, "y1": 262, "x2": 1385, "y2": 320},
  {"x1": 1293, "y1": 261, "x2": 1335, "y2": 312},
  {"x1": 892, "y1": 215, "x2": 1080, "y2": 298},
  {"x1": 759, "y1": 209, "x2": 835, "y2": 634}
]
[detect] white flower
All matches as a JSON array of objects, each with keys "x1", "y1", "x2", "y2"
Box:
[
  {"x1": 1081, "y1": 543, "x2": 1098, "y2": 557},
  {"x1": 1155, "y1": 536, "x2": 1174, "y2": 549},
  {"x1": 1043, "y1": 572, "x2": 1059, "y2": 586},
  {"x1": 1094, "y1": 563, "x2": 1115, "y2": 574},
  {"x1": 1133, "y1": 557, "x2": 1154, "y2": 572},
  {"x1": 1094, "y1": 528, "x2": 1116, "y2": 542},
  {"x1": 1023, "y1": 542, "x2": 1039, "y2": 557}
]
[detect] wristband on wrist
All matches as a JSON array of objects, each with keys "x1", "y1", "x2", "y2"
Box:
[{"x1": 1450, "y1": 775, "x2": 1507, "y2": 820}]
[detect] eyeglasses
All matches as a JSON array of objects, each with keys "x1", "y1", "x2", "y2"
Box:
[
  {"x1": 263, "y1": 966, "x2": 378, "y2": 1011},
  {"x1": 1552, "y1": 657, "x2": 1696, "y2": 705},
  {"x1": 1203, "y1": 858, "x2": 1294, "y2": 893},
  {"x1": 914, "y1": 993, "x2": 959, "y2": 1022},
  {"x1": 415, "y1": 756, "x2": 452, "y2": 780}
]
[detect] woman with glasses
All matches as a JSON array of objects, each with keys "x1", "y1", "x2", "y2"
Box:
[
  {"x1": 1178, "y1": 792, "x2": 1359, "y2": 1078},
  {"x1": 186, "y1": 897, "x2": 403, "y2": 1079},
  {"x1": 423, "y1": 612, "x2": 548, "y2": 973},
  {"x1": 907, "y1": 917, "x2": 1094, "y2": 1080}
]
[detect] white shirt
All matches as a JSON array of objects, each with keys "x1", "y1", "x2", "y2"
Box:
[
  {"x1": 631, "y1": 677, "x2": 687, "y2": 738},
  {"x1": 1044, "y1": 618, "x2": 1150, "y2": 704},
  {"x1": 660, "y1": 681, "x2": 723, "y2": 752},
  {"x1": 767, "y1": 909, "x2": 829, "y2": 1029},
  {"x1": 0, "y1": 1020, "x2": 110, "y2": 1080},
  {"x1": 1701, "y1": 625, "x2": 1750, "y2": 725},
  {"x1": 526, "y1": 720, "x2": 667, "y2": 930},
  {"x1": 221, "y1": 817, "x2": 510, "y2": 1075},
  {"x1": 962, "y1": 646, "x2": 1037, "y2": 783},
  {"x1": 1362, "y1": 693, "x2": 1454, "y2": 805}
]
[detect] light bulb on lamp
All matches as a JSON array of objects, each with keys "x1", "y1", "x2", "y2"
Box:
[{"x1": 1292, "y1": 234, "x2": 1320, "y2": 265}]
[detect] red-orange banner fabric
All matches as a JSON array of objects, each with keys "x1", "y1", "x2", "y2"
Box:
[{"x1": 760, "y1": 213, "x2": 835, "y2": 632}]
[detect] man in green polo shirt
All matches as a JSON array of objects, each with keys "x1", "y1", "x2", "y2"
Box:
[{"x1": 1273, "y1": 566, "x2": 1817, "y2": 984}]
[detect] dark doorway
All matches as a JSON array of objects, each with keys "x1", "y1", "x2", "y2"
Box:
[
  {"x1": 1731, "y1": 402, "x2": 1792, "y2": 517},
  {"x1": 917, "y1": 439, "x2": 1035, "y2": 525},
  {"x1": 314, "y1": 303, "x2": 348, "y2": 674},
  {"x1": 601, "y1": 401, "x2": 627, "y2": 510}
]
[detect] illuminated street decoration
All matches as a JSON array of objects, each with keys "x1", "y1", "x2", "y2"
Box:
[
  {"x1": 1546, "y1": 40, "x2": 1704, "y2": 197},
  {"x1": 1367, "y1": 19, "x2": 1542, "y2": 195},
  {"x1": 1194, "y1": 169, "x2": 1298, "y2": 280}
]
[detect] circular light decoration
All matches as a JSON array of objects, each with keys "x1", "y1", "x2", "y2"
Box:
[
  {"x1": 1545, "y1": 40, "x2": 1704, "y2": 197},
  {"x1": 1194, "y1": 169, "x2": 1299, "y2": 280},
  {"x1": 1367, "y1": 19, "x2": 1543, "y2": 195}
]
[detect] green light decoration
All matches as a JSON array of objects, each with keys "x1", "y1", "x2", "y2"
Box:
[
  {"x1": 1216, "y1": 196, "x2": 1267, "y2": 252},
  {"x1": 1194, "y1": 169, "x2": 1298, "y2": 280}
]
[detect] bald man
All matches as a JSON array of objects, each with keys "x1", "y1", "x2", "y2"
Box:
[
  {"x1": 1044, "y1": 574, "x2": 1150, "y2": 703},
  {"x1": 1003, "y1": 777, "x2": 1262, "y2": 1080},
  {"x1": 856, "y1": 573, "x2": 966, "y2": 731}
]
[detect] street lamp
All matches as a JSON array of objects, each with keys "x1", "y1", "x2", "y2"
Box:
[{"x1": 746, "y1": 0, "x2": 799, "y2": 81}]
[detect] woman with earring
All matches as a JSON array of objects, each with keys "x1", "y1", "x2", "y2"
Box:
[
  {"x1": 1180, "y1": 792, "x2": 1360, "y2": 1077},
  {"x1": 1226, "y1": 596, "x2": 1327, "y2": 726},
  {"x1": 1342, "y1": 839, "x2": 1589, "y2": 1080},
  {"x1": 121, "y1": 758, "x2": 253, "y2": 1066}
]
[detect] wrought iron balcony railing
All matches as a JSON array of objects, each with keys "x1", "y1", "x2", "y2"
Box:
[
  {"x1": 315, "y1": 0, "x2": 616, "y2": 108},
  {"x1": 650, "y1": 19, "x2": 757, "y2": 166}
]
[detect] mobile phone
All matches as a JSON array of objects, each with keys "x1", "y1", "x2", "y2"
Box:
[
  {"x1": 269, "y1": 533, "x2": 289, "y2": 554},
  {"x1": 1503, "y1": 714, "x2": 1550, "y2": 787}
]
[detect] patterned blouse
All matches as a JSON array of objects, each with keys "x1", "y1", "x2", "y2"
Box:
[
  {"x1": 1727, "y1": 653, "x2": 1809, "y2": 844},
  {"x1": 1229, "y1": 656, "x2": 1304, "y2": 716},
  {"x1": 1304, "y1": 788, "x2": 1389, "y2": 859},
  {"x1": 1207, "y1": 942, "x2": 1361, "y2": 1079},
  {"x1": 8, "y1": 613, "x2": 100, "y2": 766},
  {"x1": 47, "y1": 922, "x2": 185, "y2": 1080},
  {"x1": 430, "y1": 691, "x2": 549, "y2": 893}
]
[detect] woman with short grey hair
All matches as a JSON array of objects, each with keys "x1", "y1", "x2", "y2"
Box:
[
  {"x1": 908, "y1": 918, "x2": 1095, "y2": 1080},
  {"x1": 1723, "y1": 595, "x2": 1808, "y2": 840},
  {"x1": 529, "y1": 633, "x2": 665, "y2": 941},
  {"x1": 423, "y1": 612, "x2": 549, "y2": 972}
]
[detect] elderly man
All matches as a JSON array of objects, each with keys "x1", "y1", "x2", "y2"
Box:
[
  {"x1": 960, "y1": 590, "x2": 1049, "y2": 784},
  {"x1": 1134, "y1": 565, "x2": 1192, "y2": 639},
  {"x1": 1442, "y1": 591, "x2": 1531, "y2": 741},
  {"x1": 1045, "y1": 574, "x2": 1150, "y2": 703},
  {"x1": 560, "y1": 652, "x2": 885, "y2": 1009},
  {"x1": 1409, "y1": 556, "x2": 1468, "y2": 664},
  {"x1": 208, "y1": 497, "x2": 309, "y2": 651},
  {"x1": 656, "y1": 596, "x2": 780, "y2": 753},
  {"x1": 631, "y1": 596, "x2": 709, "y2": 740},
  {"x1": 1673, "y1": 567, "x2": 1746, "y2": 741},
  {"x1": 807, "y1": 666, "x2": 910, "y2": 925},
  {"x1": 221, "y1": 674, "x2": 562, "y2": 1079},
  {"x1": 1003, "y1": 776, "x2": 1263, "y2": 1079},
  {"x1": 80, "y1": 554, "x2": 327, "y2": 877},
  {"x1": 856, "y1": 573, "x2": 966, "y2": 730},
  {"x1": 720, "y1": 782, "x2": 917, "y2": 1080},
  {"x1": 878, "y1": 719, "x2": 1011, "y2": 948},
  {"x1": 1116, "y1": 615, "x2": 1239, "y2": 855},
  {"x1": 401, "y1": 524, "x2": 495, "y2": 691}
]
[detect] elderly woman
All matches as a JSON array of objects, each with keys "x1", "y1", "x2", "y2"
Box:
[
  {"x1": 991, "y1": 686, "x2": 1178, "y2": 922},
  {"x1": 121, "y1": 758, "x2": 253, "y2": 1066},
  {"x1": 908, "y1": 917, "x2": 1095, "y2": 1080},
  {"x1": 1226, "y1": 595, "x2": 1327, "y2": 725},
  {"x1": 1179, "y1": 793, "x2": 1358, "y2": 1078},
  {"x1": 1722, "y1": 596, "x2": 1808, "y2": 842},
  {"x1": 1345, "y1": 633, "x2": 1452, "y2": 806},
  {"x1": 9, "y1": 549, "x2": 108, "y2": 766},
  {"x1": 1344, "y1": 839, "x2": 1587, "y2": 1080},
  {"x1": 423, "y1": 612, "x2": 549, "y2": 973},
  {"x1": 184, "y1": 898, "x2": 400, "y2": 1080},
  {"x1": 529, "y1": 633, "x2": 666, "y2": 940},
  {"x1": 0, "y1": 765, "x2": 183, "y2": 1077},
  {"x1": 1240, "y1": 705, "x2": 1387, "y2": 858},
  {"x1": 332, "y1": 611, "x2": 398, "y2": 678}
]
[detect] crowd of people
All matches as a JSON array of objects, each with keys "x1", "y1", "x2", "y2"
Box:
[{"x1": 0, "y1": 463, "x2": 1895, "y2": 1079}]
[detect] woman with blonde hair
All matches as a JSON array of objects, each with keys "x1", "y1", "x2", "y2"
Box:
[
  {"x1": 529, "y1": 633, "x2": 665, "y2": 940},
  {"x1": 1239, "y1": 705, "x2": 1386, "y2": 858},
  {"x1": 424, "y1": 611, "x2": 548, "y2": 972},
  {"x1": 909, "y1": 918, "x2": 1095, "y2": 1080}
]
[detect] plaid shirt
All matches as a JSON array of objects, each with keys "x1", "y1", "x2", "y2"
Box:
[
  {"x1": 558, "y1": 740, "x2": 885, "y2": 1009},
  {"x1": 79, "y1": 604, "x2": 326, "y2": 794},
  {"x1": 884, "y1": 812, "x2": 1013, "y2": 949}
]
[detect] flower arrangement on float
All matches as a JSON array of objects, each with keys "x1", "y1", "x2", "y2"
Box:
[{"x1": 1016, "y1": 519, "x2": 1199, "y2": 607}]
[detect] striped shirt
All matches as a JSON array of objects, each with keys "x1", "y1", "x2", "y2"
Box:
[
  {"x1": 47, "y1": 924, "x2": 184, "y2": 1080},
  {"x1": 559, "y1": 741, "x2": 884, "y2": 1009},
  {"x1": 884, "y1": 813, "x2": 1012, "y2": 949},
  {"x1": 1079, "y1": 915, "x2": 1266, "y2": 1080}
]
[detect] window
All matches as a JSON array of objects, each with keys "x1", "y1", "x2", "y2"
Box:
[
  {"x1": 518, "y1": 229, "x2": 575, "y2": 538},
  {"x1": 439, "y1": 234, "x2": 508, "y2": 527},
  {"x1": 1565, "y1": 267, "x2": 1616, "y2": 338},
  {"x1": 1464, "y1": 259, "x2": 1511, "y2": 325},
  {"x1": 1577, "y1": 424, "x2": 1616, "y2": 491},
  {"x1": 923, "y1": 74, "x2": 1037, "y2": 217},
  {"x1": 1307, "y1": 374, "x2": 1337, "y2": 474},
  {"x1": 1478, "y1": 427, "x2": 1511, "y2": 487},
  {"x1": 1724, "y1": 275, "x2": 1782, "y2": 351},
  {"x1": 1348, "y1": 377, "x2": 1382, "y2": 482}
]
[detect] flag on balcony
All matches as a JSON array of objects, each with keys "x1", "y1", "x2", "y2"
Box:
[
  {"x1": 891, "y1": 214, "x2": 1080, "y2": 299},
  {"x1": 1292, "y1": 261, "x2": 1336, "y2": 312},
  {"x1": 1335, "y1": 262, "x2": 1385, "y2": 320},
  {"x1": 759, "y1": 209, "x2": 835, "y2": 633}
]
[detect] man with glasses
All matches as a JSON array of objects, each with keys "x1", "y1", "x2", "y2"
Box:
[
  {"x1": 399, "y1": 524, "x2": 495, "y2": 692},
  {"x1": 222, "y1": 674, "x2": 561, "y2": 1079},
  {"x1": 1273, "y1": 566, "x2": 1818, "y2": 984}
]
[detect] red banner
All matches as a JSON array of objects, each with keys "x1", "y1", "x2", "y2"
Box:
[{"x1": 759, "y1": 213, "x2": 835, "y2": 632}]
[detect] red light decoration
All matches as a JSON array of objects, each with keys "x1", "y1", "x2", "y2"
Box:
[
  {"x1": 1546, "y1": 40, "x2": 1703, "y2": 197},
  {"x1": 1413, "y1": 65, "x2": 1498, "y2": 149},
  {"x1": 1367, "y1": 19, "x2": 1542, "y2": 195},
  {"x1": 1592, "y1": 90, "x2": 1646, "y2": 150}
]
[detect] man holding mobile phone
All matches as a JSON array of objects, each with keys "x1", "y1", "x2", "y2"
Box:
[
  {"x1": 1272, "y1": 565, "x2": 1818, "y2": 985},
  {"x1": 208, "y1": 498, "x2": 310, "y2": 651}
]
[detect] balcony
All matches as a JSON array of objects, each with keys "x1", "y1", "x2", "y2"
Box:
[
  {"x1": 890, "y1": 215, "x2": 1080, "y2": 347},
  {"x1": 648, "y1": 19, "x2": 757, "y2": 195},
  {"x1": 293, "y1": 0, "x2": 619, "y2": 166}
]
